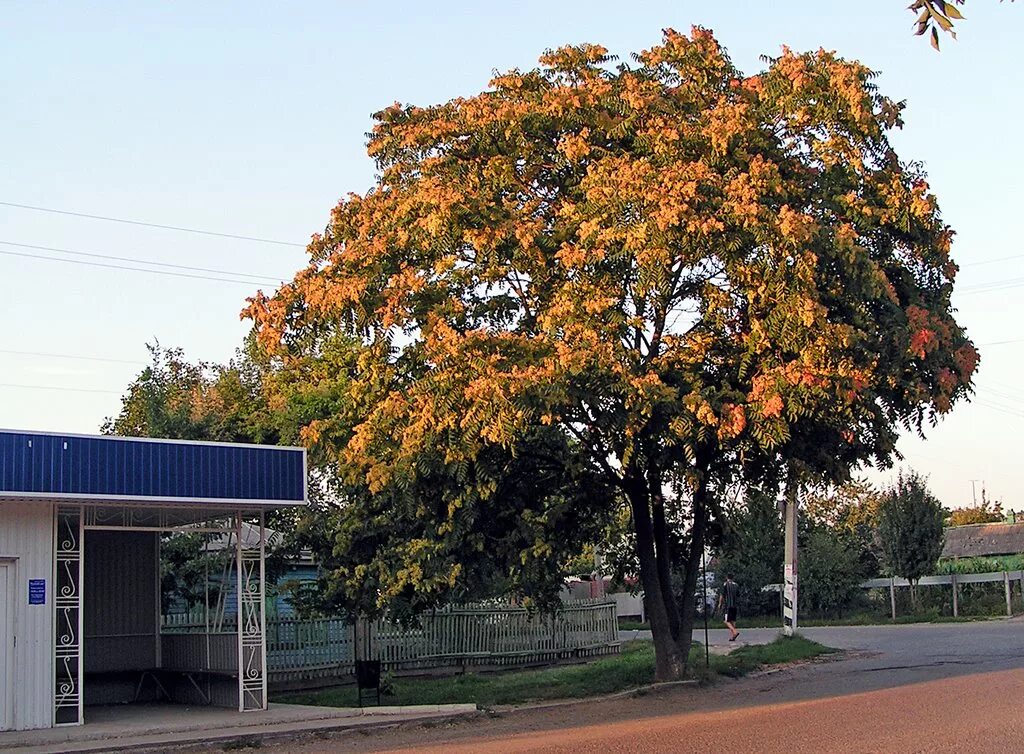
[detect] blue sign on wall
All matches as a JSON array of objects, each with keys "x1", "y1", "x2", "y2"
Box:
[{"x1": 28, "y1": 578, "x2": 46, "y2": 605}]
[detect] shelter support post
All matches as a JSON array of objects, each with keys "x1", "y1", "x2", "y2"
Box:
[
  {"x1": 236, "y1": 512, "x2": 267, "y2": 712},
  {"x1": 54, "y1": 505, "x2": 83, "y2": 726}
]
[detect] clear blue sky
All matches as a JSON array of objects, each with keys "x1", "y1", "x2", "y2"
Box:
[{"x1": 2, "y1": 1, "x2": 1021, "y2": 508}]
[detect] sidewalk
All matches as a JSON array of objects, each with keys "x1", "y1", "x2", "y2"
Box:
[
  {"x1": 618, "y1": 627, "x2": 785, "y2": 650},
  {"x1": 0, "y1": 702, "x2": 480, "y2": 754}
]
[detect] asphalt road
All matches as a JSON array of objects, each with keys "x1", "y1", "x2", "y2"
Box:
[{"x1": 253, "y1": 621, "x2": 1024, "y2": 753}]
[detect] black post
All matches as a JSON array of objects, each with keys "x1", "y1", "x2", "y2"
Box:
[{"x1": 701, "y1": 545, "x2": 710, "y2": 668}]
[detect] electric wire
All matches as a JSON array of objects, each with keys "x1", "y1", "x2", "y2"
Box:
[
  {"x1": 0, "y1": 349, "x2": 144, "y2": 365},
  {"x1": 0, "y1": 248, "x2": 273, "y2": 286},
  {"x1": 0, "y1": 200, "x2": 304, "y2": 247},
  {"x1": 0, "y1": 240, "x2": 282, "y2": 284},
  {"x1": 0, "y1": 382, "x2": 121, "y2": 395}
]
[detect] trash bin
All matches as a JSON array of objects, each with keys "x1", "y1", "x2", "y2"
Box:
[{"x1": 355, "y1": 659, "x2": 382, "y2": 706}]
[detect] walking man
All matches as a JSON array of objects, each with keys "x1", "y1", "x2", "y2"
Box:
[{"x1": 718, "y1": 573, "x2": 740, "y2": 642}]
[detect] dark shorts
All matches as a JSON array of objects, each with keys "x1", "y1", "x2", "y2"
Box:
[{"x1": 725, "y1": 608, "x2": 737, "y2": 622}]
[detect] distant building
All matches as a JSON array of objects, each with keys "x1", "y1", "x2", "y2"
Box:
[{"x1": 941, "y1": 522, "x2": 1024, "y2": 560}]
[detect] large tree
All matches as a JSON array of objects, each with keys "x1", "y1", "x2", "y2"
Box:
[{"x1": 247, "y1": 29, "x2": 977, "y2": 679}]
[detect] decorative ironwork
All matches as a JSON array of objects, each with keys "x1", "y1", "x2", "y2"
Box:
[
  {"x1": 54, "y1": 505, "x2": 82, "y2": 725},
  {"x1": 237, "y1": 514, "x2": 266, "y2": 711},
  {"x1": 82, "y1": 504, "x2": 237, "y2": 532}
]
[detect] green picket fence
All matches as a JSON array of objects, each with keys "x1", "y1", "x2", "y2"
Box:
[{"x1": 162, "y1": 598, "x2": 619, "y2": 685}]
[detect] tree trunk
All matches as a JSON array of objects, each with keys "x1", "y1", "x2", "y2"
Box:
[
  {"x1": 650, "y1": 469, "x2": 682, "y2": 642},
  {"x1": 675, "y1": 474, "x2": 709, "y2": 672},
  {"x1": 627, "y1": 479, "x2": 686, "y2": 681}
]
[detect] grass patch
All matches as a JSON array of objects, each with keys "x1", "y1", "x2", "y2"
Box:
[
  {"x1": 709, "y1": 635, "x2": 834, "y2": 678},
  {"x1": 275, "y1": 636, "x2": 833, "y2": 709}
]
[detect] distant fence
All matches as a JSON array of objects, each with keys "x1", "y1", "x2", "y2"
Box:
[
  {"x1": 759, "y1": 569, "x2": 1024, "y2": 620},
  {"x1": 162, "y1": 598, "x2": 619, "y2": 686},
  {"x1": 861, "y1": 570, "x2": 1024, "y2": 619}
]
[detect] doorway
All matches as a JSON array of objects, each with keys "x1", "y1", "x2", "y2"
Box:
[{"x1": 0, "y1": 559, "x2": 15, "y2": 731}]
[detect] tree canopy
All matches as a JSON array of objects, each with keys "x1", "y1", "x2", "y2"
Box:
[
  {"x1": 246, "y1": 28, "x2": 977, "y2": 679},
  {"x1": 946, "y1": 497, "x2": 1004, "y2": 526}
]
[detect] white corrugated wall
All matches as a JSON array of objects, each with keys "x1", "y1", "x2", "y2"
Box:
[{"x1": 0, "y1": 501, "x2": 54, "y2": 730}]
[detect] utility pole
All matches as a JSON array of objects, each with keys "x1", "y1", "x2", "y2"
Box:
[
  {"x1": 970, "y1": 479, "x2": 981, "y2": 506},
  {"x1": 783, "y1": 467, "x2": 799, "y2": 637}
]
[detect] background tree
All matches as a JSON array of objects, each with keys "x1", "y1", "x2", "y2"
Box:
[
  {"x1": 247, "y1": 29, "x2": 977, "y2": 680},
  {"x1": 104, "y1": 340, "x2": 322, "y2": 606},
  {"x1": 798, "y1": 518, "x2": 867, "y2": 617},
  {"x1": 803, "y1": 481, "x2": 884, "y2": 580},
  {"x1": 716, "y1": 483, "x2": 878, "y2": 620},
  {"x1": 714, "y1": 490, "x2": 783, "y2": 617},
  {"x1": 946, "y1": 494, "x2": 1004, "y2": 526},
  {"x1": 103, "y1": 340, "x2": 276, "y2": 444},
  {"x1": 878, "y1": 470, "x2": 945, "y2": 608}
]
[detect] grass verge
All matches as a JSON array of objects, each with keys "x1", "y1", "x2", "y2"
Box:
[{"x1": 275, "y1": 636, "x2": 833, "y2": 709}]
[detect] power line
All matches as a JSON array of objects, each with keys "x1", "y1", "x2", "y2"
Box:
[
  {"x1": 0, "y1": 240, "x2": 282, "y2": 284},
  {"x1": 0, "y1": 348, "x2": 144, "y2": 366},
  {"x1": 0, "y1": 248, "x2": 272, "y2": 286},
  {"x1": 962, "y1": 253, "x2": 1024, "y2": 267},
  {"x1": 978, "y1": 338, "x2": 1024, "y2": 347},
  {"x1": 959, "y1": 277, "x2": 1024, "y2": 295},
  {"x1": 975, "y1": 386, "x2": 1024, "y2": 407},
  {"x1": 0, "y1": 383, "x2": 121, "y2": 395},
  {"x1": 974, "y1": 400, "x2": 1024, "y2": 420},
  {"x1": 0, "y1": 200, "x2": 305, "y2": 248}
]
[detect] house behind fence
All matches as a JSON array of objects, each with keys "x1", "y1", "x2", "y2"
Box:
[{"x1": 941, "y1": 523, "x2": 1024, "y2": 559}]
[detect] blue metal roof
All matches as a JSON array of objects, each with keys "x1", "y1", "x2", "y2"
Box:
[{"x1": 0, "y1": 430, "x2": 306, "y2": 505}]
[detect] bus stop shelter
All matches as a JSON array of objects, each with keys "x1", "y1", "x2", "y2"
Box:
[{"x1": 0, "y1": 429, "x2": 307, "y2": 732}]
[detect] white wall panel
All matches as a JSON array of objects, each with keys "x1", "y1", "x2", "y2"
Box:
[{"x1": 0, "y1": 501, "x2": 54, "y2": 730}]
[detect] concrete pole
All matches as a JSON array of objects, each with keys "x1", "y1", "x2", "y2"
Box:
[
  {"x1": 783, "y1": 475, "x2": 799, "y2": 637},
  {"x1": 951, "y1": 573, "x2": 958, "y2": 618},
  {"x1": 889, "y1": 578, "x2": 897, "y2": 621}
]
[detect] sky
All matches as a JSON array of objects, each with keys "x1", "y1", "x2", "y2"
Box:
[{"x1": 1, "y1": 1, "x2": 1021, "y2": 509}]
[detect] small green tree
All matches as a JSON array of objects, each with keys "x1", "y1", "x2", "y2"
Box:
[
  {"x1": 799, "y1": 522, "x2": 865, "y2": 617},
  {"x1": 878, "y1": 471, "x2": 945, "y2": 609}
]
